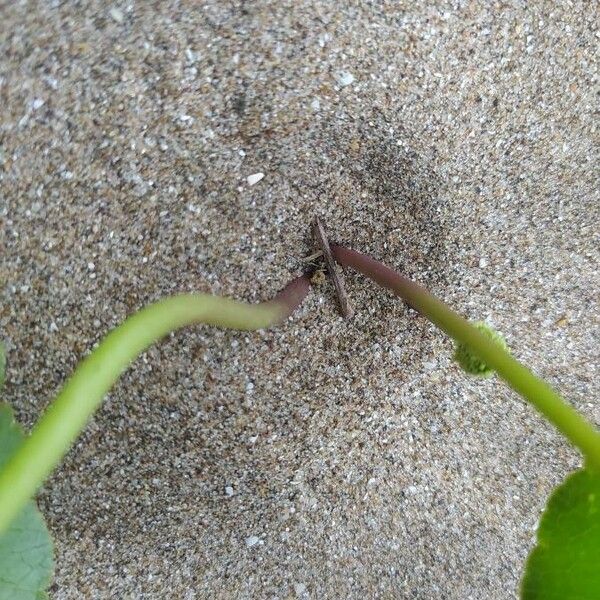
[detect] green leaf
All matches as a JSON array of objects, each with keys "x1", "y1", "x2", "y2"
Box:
[
  {"x1": 0, "y1": 404, "x2": 54, "y2": 600},
  {"x1": 522, "y1": 468, "x2": 600, "y2": 599}
]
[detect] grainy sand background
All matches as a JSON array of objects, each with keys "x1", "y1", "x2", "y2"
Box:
[{"x1": 1, "y1": 1, "x2": 598, "y2": 598}]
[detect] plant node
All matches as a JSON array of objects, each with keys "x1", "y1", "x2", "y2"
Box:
[{"x1": 453, "y1": 321, "x2": 507, "y2": 376}]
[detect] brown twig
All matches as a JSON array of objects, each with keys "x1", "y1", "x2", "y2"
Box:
[{"x1": 312, "y1": 217, "x2": 353, "y2": 318}]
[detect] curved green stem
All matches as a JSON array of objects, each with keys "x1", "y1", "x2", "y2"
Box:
[
  {"x1": 332, "y1": 245, "x2": 600, "y2": 470},
  {"x1": 0, "y1": 277, "x2": 309, "y2": 533}
]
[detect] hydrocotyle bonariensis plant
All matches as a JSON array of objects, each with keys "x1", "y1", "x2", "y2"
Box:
[
  {"x1": 0, "y1": 276, "x2": 309, "y2": 599},
  {"x1": 330, "y1": 244, "x2": 600, "y2": 600},
  {"x1": 0, "y1": 242, "x2": 598, "y2": 599}
]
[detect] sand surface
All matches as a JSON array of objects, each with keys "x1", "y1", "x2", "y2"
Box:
[{"x1": 1, "y1": 2, "x2": 598, "y2": 598}]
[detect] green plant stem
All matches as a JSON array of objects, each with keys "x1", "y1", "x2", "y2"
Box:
[
  {"x1": 0, "y1": 277, "x2": 309, "y2": 533},
  {"x1": 332, "y1": 245, "x2": 600, "y2": 470}
]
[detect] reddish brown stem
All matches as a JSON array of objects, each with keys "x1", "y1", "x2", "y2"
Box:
[
  {"x1": 272, "y1": 274, "x2": 312, "y2": 320},
  {"x1": 330, "y1": 245, "x2": 428, "y2": 310}
]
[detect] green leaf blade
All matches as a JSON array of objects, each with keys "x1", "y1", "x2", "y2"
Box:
[
  {"x1": 522, "y1": 468, "x2": 600, "y2": 599},
  {"x1": 0, "y1": 404, "x2": 54, "y2": 600},
  {"x1": 0, "y1": 503, "x2": 54, "y2": 600}
]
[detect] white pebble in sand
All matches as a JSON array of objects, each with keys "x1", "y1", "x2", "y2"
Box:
[
  {"x1": 109, "y1": 7, "x2": 124, "y2": 23},
  {"x1": 336, "y1": 71, "x2": 355, "y2": 87},
  {"x1": 294, "y1": 582, "x2": 307, "y2": 595},
  {"x1": 245, "y1": 535, "x2": 260, "y2": 547},
  {"x1": 247, "y1": 172, "x2": 264, "y2": 186}
]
